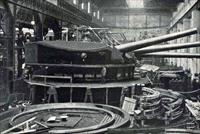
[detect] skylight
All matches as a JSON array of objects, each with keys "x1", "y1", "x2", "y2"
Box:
[{"x1": 126, "y1": 0, "x2": 144, "y2": 8}]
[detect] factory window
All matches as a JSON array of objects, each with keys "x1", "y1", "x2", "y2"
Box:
[
  {"x1": 81, "y1": 3, "x2": 84, "y2": 9},
  {"x1": 88, "y1": 2, "x2": 91, "y2": 13},
  {"x1": 73, "y1": 0, "x2": 77, "y2": 5},
  {"x1": 93, "y1": 12, "x2": 96, "y2": 17},
  {"x1": 126, "y1": 0, "x2": 144, "y2": 8},
  {"x1": 97, "y1": 10, "x2": 100, "y2": 19}
]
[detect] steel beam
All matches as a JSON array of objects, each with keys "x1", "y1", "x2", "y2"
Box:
[{"x1": 7, "y1": 0, "x2": 102, "y2": 27}]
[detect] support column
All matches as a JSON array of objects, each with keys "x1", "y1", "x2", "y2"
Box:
[
  {"x1": 168, "y1": 29, "x2": 173, "y2": 66},
  {"x1": 53, "y1": 20, "x2": 62, "y2": 40},
  {"x1": 0, "y1": 2, "x2": 16, "y2": 94},
  {"x1": 190, "y1": 9, "x2": 200, "y2": 76},
  {"x1": 35, "y1": 22, "x2": 43, "y2": 41},
  {"x1": 35, "y1": 13, "x2": 44, "y2": 41},
  {"x1": 177, "y1": 22, "x2": 183, "y2": 68},
  {"x1": 172, "y1": 26, "x2": 178, "y2": 66},
  {"x1": 183, "y1": 18, "x2": 190, "y2": 70}
]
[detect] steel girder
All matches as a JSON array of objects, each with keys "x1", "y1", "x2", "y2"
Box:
[{"x1": 7, "y1": 0, "x2": 102, "y2": 27}]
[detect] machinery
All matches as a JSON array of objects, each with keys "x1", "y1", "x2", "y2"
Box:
[
  {"x1": 6, "y1": 88, "x2": 199, "y2": 133},
  {"x1": 7, "y1": 103, "x2": 130, "y2": 134},
  {"x1": 8, "y1": 27, "x2": 199, "y2": 133},
  {"x1": 126, "y1": 87, "x2": 197, "y2": 129},
  {"x1": 23, "y1": 27, "x2": 199, "y2": 104}
]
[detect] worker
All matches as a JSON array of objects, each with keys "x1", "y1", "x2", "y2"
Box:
[
  {"x1": 82, "y1": 30, "x2": 92, "y2": 42},
  {"x1": 101, "y1": 66, "x2": 107, "y2": 83},
  {"x1": 81, "y1": 52, "x2": 87, "y2": 63},
  {"x1": 182, "y1": 70, "x2": 191, "y2": 93},
  {"x1": 16, "y1": 28, "x2": 26, "y2": 77},
  {"x1": 192, "y1": 73, "x2": 199, "y2": 91}
]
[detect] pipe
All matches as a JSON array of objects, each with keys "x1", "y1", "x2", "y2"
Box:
[{"x1": 116, "y1": 28, "x2": 198, "y2": 52}]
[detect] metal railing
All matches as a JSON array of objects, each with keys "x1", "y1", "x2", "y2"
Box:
[{"x1": 26, "y1": 63, "x2": 135, "y2": 83}]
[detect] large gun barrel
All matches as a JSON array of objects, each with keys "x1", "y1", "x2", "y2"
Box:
[
  {"x1": 134, "y1": 42, "x2": 200, "y2": 54},
  {"x1": 116, "y1": 28, "x2": 198, "y2": 52},
  {"x1": 140, "y1": 52, "x2": 200, "y2": 58}
]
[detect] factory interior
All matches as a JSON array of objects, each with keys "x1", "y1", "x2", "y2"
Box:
[{"x1": 1, "y1": 0, "x2": 200, "y2": 133}]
